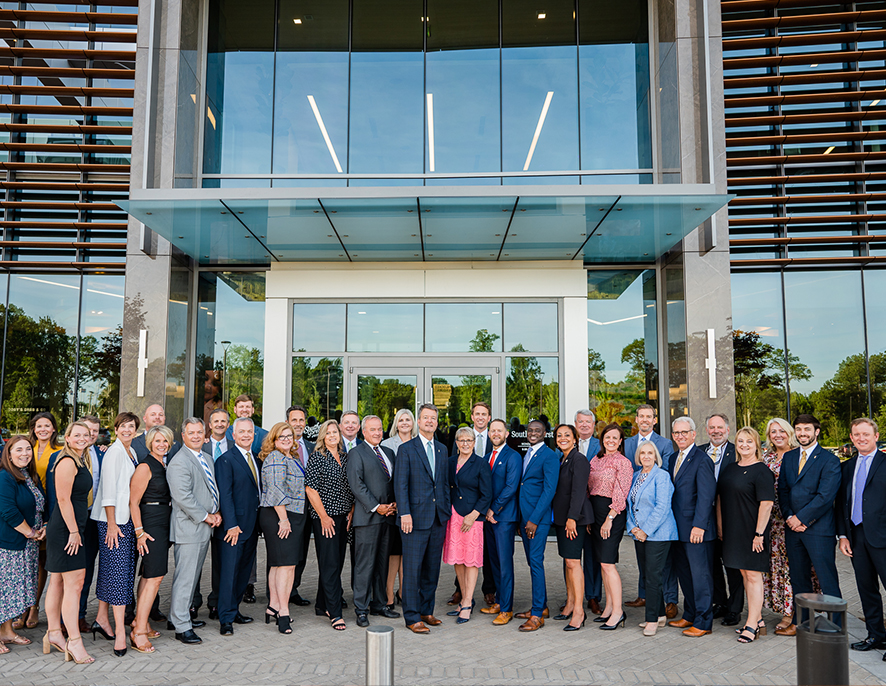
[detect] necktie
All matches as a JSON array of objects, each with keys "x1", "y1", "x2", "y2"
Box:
[
  {"x1": 295, "y1": 441, "x2": 305, "y2": 467},
  {"x1": 489, "y1": 449, "x2": 498, "y2": 470},
  {"x1": 711, "y1": 445, "x2": 719, "y2": 462},
  {"x1": 674, "y1": 450, "x2": 686, "y2": 476},
  {"x1": 214, "y1": 441, "x2": 221, "y2": 461},
  {"x1": 244, "y1": 450, "x2": 258, "y2": 485},
  {"x1": 426, "y1": 440, "x2": 436, "y2": 479},
  {"x1": 852, "y1": 454, "x2": 872, "y2": 525},
  {"x1": 523, "y1": 447, "x2": 534, "y2": 475},
  {"x1": 196, "y1": 452, "x2": 219, "y2": 511},
  {"x1": 580, "y1": 439, "x2": 587, "y2": 455},
  {"x1": 476, "y1": 432, "x2": 484, "y2": 456},
  {"x1": 798, "y1": 449, "x2": 807, "y2": 475},
  {"x1": 373, "y1": 446, "x2": 390, "y2": 479}
]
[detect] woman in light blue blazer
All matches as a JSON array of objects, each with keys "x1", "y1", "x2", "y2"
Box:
[{"x1": 626, "y1": 440, "x2": 678, "y2": 637}]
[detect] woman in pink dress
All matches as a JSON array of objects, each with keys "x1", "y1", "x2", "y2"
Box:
[{"x1": 442, "y1": 427, "x2": 492, "y2": 625}]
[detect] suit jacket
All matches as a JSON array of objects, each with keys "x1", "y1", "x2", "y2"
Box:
[
  {"x1": 518, "y1": 443, "x2": 559, "y2": 526},
  {"x1": 449, "y1": 452, "x2": 492, "y2": 519},
  {"x1": 214, "y1": 445, "x2": 261, "y2": 539},
  {"x1": 132, "y1": 431, "x2": 181, "y2": 461},
  {"x1": 551, "y1": 448, "x2": 593, "y2": 526},
  {"x1": 625, "y1": 431, "x2": 675, "y2": 472},
  {"x1": 626, "y1": 466, "x2": 678, "y2": 541},
  {"x1": 577, "y1": 436, "x2": 600, "y2": 461},
  {"x1": 225, "y1": 425, "x2": 268, "y2": 457},
  {"x1": 347, "y1": 441, "x2": 396, "y2": 528},
  {"x1": 341, "y1": 436, "x2": 362, "y2": 453},
  {"x1": 777, "y1": 444, "x2": 840, "y2": 537},
  {"x1": 90, "y1": 438, "x2": 137, "y2": 524},
  {"x1": 488, "y1": 444, "x2": 521, "y2": 523},
  {"x1": 667, "y1": 444, "x2": 716, "y2": 542},
  {"x1": 0, "y1": 470, "x2": 42, "y2": 550},
  {"x1": 836, "y1": 450, "x2": 886, "y2": 545},
  {"x1": 393, "y1": 436, "x2": 450, "y2": 530},
  {"x1": 166, "y1": 446, "x2": 216, "y2": 544},
  {"x1": 699, "y1": 441, "x2": 736, "y2": 480}
]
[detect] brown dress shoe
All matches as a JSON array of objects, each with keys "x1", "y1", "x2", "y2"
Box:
[
  {"x1": 588, "y1": 598, "x2": 602, "y2": 615},
  {"x1": 484, "y1": 593, "x2": 496, "y2": 607},
  {"x1": 625, "y1": 597, "x2": 646, "y2": 608},
  {"x1": 421, "y1": 615, "x2": 443, "y2": 626},
  {"x1": 683, "y1": 627, "x2": 711, "y2": 637},
  {"x1": 78, "y1": 618, "x2": 90, "y2": 634},
  {"x1": 492, "y1": 612, "x2": 513, "y2": 626},
  {"x1": 406, "y1": 621, "x2": 430, "y2": 634},
  {"x1": 518, "y1": 616, "x2": 544, "y2": 632},
  {"x1": 480, "y1": 603, "x2": 501, "y2": 615},
  {"x1": 665, "y1": 603, "x2": 678, "y2": 619},
  {"x1": 447, "y1": 592, "x2": 462, "y2": 606},
  {"x1": 515, "y1": 608, "x2": 549, "y2": 619},
  {"x1": 669, "y1": 618, "x2": 693, "y2": 628},
  {"x1": 775, "y1": 624, "x2": 797, "y2": 636}
]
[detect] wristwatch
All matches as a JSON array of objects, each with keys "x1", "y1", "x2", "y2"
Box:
[{"x1": 607, "y1": 513, "x2": 616, "y2": 520}]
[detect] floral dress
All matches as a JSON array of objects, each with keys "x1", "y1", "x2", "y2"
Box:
[{"x1": 0, "y1": 476, "x2": 44, "y2": 624}]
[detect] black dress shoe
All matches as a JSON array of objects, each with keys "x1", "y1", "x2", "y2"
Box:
[
  {"x1": 167, "y1": 619, "x2": 206, "y2": 630},
  {"x1": 175, "y1": 629, "x2": 202, "y2": 644},
  {"x1": 290, "y1": 593, "x2": 311, "y2": 607},
  {"x1": 189, "y1": 607, "x2": 198, "y2": 620},
  {"x1": 852, "y1": 637, "x2": 886, "y2": 651},
  {"x1": 356, "y1": 613, "x2": 370, "y2": 628},
  {"x1": 712, "y1": 604, "x2": 726, "y2": 619},
  {"x1": 243, "y1": 584, "x2": 256, "y2": 604},
  {"x1": 341, "y1": 599, "x2": 348, "y2": 609},
  {"x1": 150, "y1": 609, "x2": 167, "y2": 622},
  {"x1": 370, "y1": 606, "x2": 400, "y2": 619},
  {"x1": 721, "y1": 612, "x2": 741, "y2": 627},
  {"x1": 233, "y1": 612, "x2": 253, "y2": 624},
  {"x1": 208, "y1": 606, "x2": 218, "y2": 620},
  {"x1": 220, "y1": 622, "x2": 234, "y2": 635}
]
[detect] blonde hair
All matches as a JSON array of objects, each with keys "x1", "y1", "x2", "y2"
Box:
[
  {"x1": 316, "y1": 420, "x2": 343, "y2": 455},
  {"x1": 736, "y1": 426, "x2": 763, "y2": 462},
  {"x1": 634, "y1": 440, "x2": 662, "y2": 468},
  {"x1": 145, "y1": 426, "x2": 174, "y2": 455},
  {"x1": 53, "y1": 421, "x2": 92, "y2": 469},
  {"x1": 390, "y1": 408, "x2": 417, "y2": 439},
  {"x1": 764, "y1": 417, "x2": 798, "y2": 451},
  {"x1": 259, "y1": 422, "x2": 296, "y2": 462}
]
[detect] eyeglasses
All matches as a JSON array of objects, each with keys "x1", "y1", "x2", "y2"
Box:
[
  {"x1": 672, "y1": 430, "x2": 693, "y2": 437},
  {"x1": 278, "y1": 435, "x2": 294, "y2": 441},
  {"x1": 456, "y1": 439, "x2": 475, "y2": 445}
]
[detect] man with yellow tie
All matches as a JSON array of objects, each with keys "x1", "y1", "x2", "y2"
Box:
[{"x1": 775, "y1": 414, "x2": 842, "y2": 636}]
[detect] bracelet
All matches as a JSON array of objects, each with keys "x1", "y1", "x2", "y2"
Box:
[
  {"x1": 754, "y1": 532, "x2": 764, "y2": 537},
  {"x1": 68, "y1": 531, "x2": 78, "y2": 536},
  {"x1": 135, "y1": 526, "x2": 144, "y2": 532}
]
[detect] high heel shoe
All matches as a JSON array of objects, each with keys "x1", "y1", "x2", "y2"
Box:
[
  {"x1": 593, "y1": 615, "x2": 610, "y2": 623},
  {"x1": 113, "y1": 645, "x2": 127, "y2": 657},
  {"x1": 129, "y1": 630, "x2": 154, "y2": 654},
  {"x1": 265, "y1": 605, "x2": 279, "y2": 624},
  {"x1": 599, "y1": 614, "x2": 626, "y2": 630},
  {"x1": 736, "y1": 619, "x2": 766, "y2": 636},
  {"x1": 563, "y1": 616, "x2": 586, "y2": 632},
  {"x1": 449, "y1": 599, "x2": 475, "y2": 617},
  {"x1": 277, "y1": 615, "x2": 292, "y2": 634},
  {"x1": 42, "y1": 631, "x2": 65, "y2": 655},
  {"x1": 737, "y1": 625, "x2": 759, "y2": 643},
  {"x1": 456, "y1": 602, "x2": 474, "y2": 625},
  {"x1": 553, "y1": 612, "x2": 573, "y2": 621},
  {"x1": 64, "y1": 636, "x2": 95, "y2": 664},
  {"x1": 90, "y1": 621, "x2": 114, "y2": 641}
]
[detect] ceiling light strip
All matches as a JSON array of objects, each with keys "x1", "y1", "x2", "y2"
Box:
[
  {"x1": 307, "y1": 95, "x2": 343, "y2": 173},
  {"x1": 427, "y1": 93, "x2": 436, "y2": 173},
  {"x1": 523, "y1": 91, "x2": 554, "y2": 171}
]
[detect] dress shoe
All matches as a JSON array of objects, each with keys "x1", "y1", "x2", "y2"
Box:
[
  {"x1": 775, "y1": 624, "x2": 797, "y2": 636},
  {"x1": 370, "y1": 606, "x2": 400, "y2": 618},
  {"x1": 355, "y1": 612, "x2": 369, "y2": 628},
  {"x1": 78, "y1": 618, "x2": 90, "y2": 634},
  {"x1": 518, "y1": 616, "x2": 544, "y2": 632},
  {"x1": 219, "y1": 622, "x2": 233, "y2": 636},
  {"x1": 515, "y1": 607, "x2": 549, "y2": 619},
  {"x1": 669, "y1": 618, "x2": 693, "y2": 629},
  {"x1": 208, "y1": 606, "x2": 218, "y2": 620},
  {"x1": 341, "y1": 599, "x2": 348, "y2": 609},
  {"x1": 481, "y1": 603, "x2": 501, "y2": 615},
  {"x1": 447, "y1": 591, "x2": 462, "y2": 606},
  {"x1": 421, "y1": 615, "x2": 442, "y2": 626},
  {"x1": 588, "y1": 598, "x2": 602, "y2": 615},
  {"x1": 625, "y1": 597, "x2": 646, "y2": 608},
  {"x1": 852, "y1": 637, "x2": 886, "y2": 651},
  {"x1": 175, "y1": 630, "x2": 202, "y2": 645},
  {"x1": 712, "y1": 604, "x2": 726, "y2": 619},
  {"x1": 599, "y1": 614, "x2": 626, "y2": 630},
  {"x1": 721, "y1": 612, "x2": 741, "y2": 626},
  {"x1": 242, "y1": 584, "x2": 256, "y2": 604},
  {"x1": 683, "y1": 627, "x2": 711, "y2": 637},
  {"x1": 233, "y1": 612, "x2": 253, "y2": 624},
  {"x1": 150, "y1": 608, "x2": 167, "y2": 622},
  {"x1": 167, "y1": 620, "x2": 205, "y2": 630},
  {"x1": 189, "y1": 607, "x2": 198, "y2": 620},
  {"x1": 484, "y1": 593, "x2": 496, "y2": 607},
  {"x1": 290, "y1": 593, "x2": 311, "y2": 607},
  {"x1": 665, "y1": 603, "x2": 678, "y2": 619},
  {"x1": 406, "y1": 621, "x2": 430, "y2": 634},
  {"x1": 492, "y1": 611, "x2": 513, "y2": 625}
]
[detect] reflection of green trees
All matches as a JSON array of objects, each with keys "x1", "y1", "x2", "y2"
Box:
[
  {"x1": 78, "y1": 325, "x2": 123, "y2": 425},
  {"x1": 588, "y1": 339, "x2": 654, "y2": 429},
  {"x1": 506, "y1": 345, "x2": 558, "y2": 425},
  {"x1": 357, "y1": 377, "x2": 414, "y2": 430},
  {"x1": 292, "y1": 356, "x2": 343, "y2": 422}
]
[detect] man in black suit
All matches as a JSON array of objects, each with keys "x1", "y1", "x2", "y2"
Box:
[
  {"x1": 838, "y1": 418, "x2": 886, "y2": 653},
  {"x1": 346, "y1": 415, "x2": 400, "y2": 627},
  {"x1": 700, "y1": 413, "x2": 744, "y2": 627},
  {"x1": 287, "y1": 404, "x2": 314, "y2": 607}
]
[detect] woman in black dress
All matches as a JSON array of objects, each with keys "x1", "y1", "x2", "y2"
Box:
[
  {"x1": 717, "y1": 426, "x2": 775, "y2": 644},
  {"x1": 128, "y1": 425, "x2": 174, "y2": 653},
  {"x1": 43, "y1": 421, "x2": 94, "y2": 664}
]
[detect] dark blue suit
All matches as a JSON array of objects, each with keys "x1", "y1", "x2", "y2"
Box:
[
  {"x1": 518, "y1": 443, "x2": 559, "y2": 616},
  {"x1": 777, "y1": 443, "x2": 842, "y2": 622},
  {"x1": 484, "y1": 445, "x2": 520, "y2": 612},
  {"x1": 214, "y1": 445, "x2": 261, "y2": 624},
  {"x1": 393, "y1": 436, "x2": 450, "y2": 625},
  {"x1": 668, "y1": 445, "x2": 716, "y2": 631}
]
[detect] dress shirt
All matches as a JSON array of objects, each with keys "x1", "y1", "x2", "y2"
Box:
[
  {"x1": 238, "y1": 446, "x2": 260, "y2": 486},
  {"x1": 673, "y1": 448, "x2": 688, "y2": 475},
  {"x1": 637, "y1": 432, "x2": 652, "y2": 443},
  {"x1": 89, "y1": 446, "x2": 101, "y2": 508},
  {"x1": 851, "y1": 452, "x2": 877, "y2": 526},
  {"x1": 210, "y1": 436, "x2": 228, "y2": 462},
  {"x1": 523, "y1": 443, "x2": 541, "y2": 475},
  {"x1": 295, "y1": 438, "x2": 309, "y2": 465},
  {"x1": 578, "y1": 437, "x2": 593, "y2": 457},
  {"x1": 343, "y1": 437, "x2": 359, "y2": 452},
  {"x1": 707, "y1": 442, "x2": 727, "y2": 479},
  {"x1": 474, "y1": 428, "x2": 487, "y2": 456},
  {"x1": 366, "y1": 442, "x2": 393, "y2": 513}
]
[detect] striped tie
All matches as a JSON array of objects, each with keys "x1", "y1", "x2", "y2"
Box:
[{"x1": 196, "y1": 451, "x2": 219, "y2": 511}]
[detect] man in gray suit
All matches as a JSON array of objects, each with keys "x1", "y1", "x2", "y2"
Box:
[
  {"x1": 347, "y1": 415, "x2": 399, "y2": 627},
  {"x1": 167, "y1": 417, "x2": 222, "y2": 645}
]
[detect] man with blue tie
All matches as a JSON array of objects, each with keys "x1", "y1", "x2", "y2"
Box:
[
  {"x1": 394, "y1": 403, "x2": 450, "y2": 634},
  {"x1": 838, "y1": 418, "x2": 886, "y2": 653},
  {"x1": 514, "y1": 420, "x2": 559, "y2": 632},
  {"x1": 573, "y1": 409, "x2": 602, "y2": 615},
  {"x1": 478, "y1": 418, "x2": 521, "y2": 625},
  {"x1": 667, "y1": 416, "x2": 716, "y2": 637},
  {"x1": 776, "y1": 414, "x2": 842, "y2": 636},
  {"x1": 225, "y1": 395, "x2": 268, "y2": 455}
]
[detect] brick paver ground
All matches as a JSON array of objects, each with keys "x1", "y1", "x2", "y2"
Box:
[{"x1": 1, "y1": 537, "x2": 883, "y2": 685}]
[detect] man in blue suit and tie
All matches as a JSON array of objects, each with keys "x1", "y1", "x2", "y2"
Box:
[
  {"x1": 224, "y1": 395, "x2": 268, "y2": 455},
  {"x1": 514, "y1": 419, "x2": 559, "y2": 632},
  {"x1": 776, "y1": 414, "x2": 842, "y2": 635},
  {"x1": 667, "y1": 416, "x2": 716, "y2": 637},
  {"x1": 624, "y1": 404, "x2": 678, "y2": 617},
  {"x1": 478, "y1": 418, "x2": 521, "y2": 625},
  {"x1": 214, "y1": 417, "x2": 261, "y2": 636},
  {"x1": 394, "y1": 403, "x2": 451, "y2": 634}
]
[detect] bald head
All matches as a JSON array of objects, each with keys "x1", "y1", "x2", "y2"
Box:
[{"x1": 143, "y1": 404, "x2": 166, "y2": 430}]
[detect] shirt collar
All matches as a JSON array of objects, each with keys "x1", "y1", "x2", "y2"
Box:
[
  {"x1": 419, "y1": 434, "x2": 434, "y2": 450},
  {"x1": 801, "y1": 441, "x2": 818, "y2": 455}
]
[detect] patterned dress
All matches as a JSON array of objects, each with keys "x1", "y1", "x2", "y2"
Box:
[{"x1": 0, "y1": 477, "x2": 43, "y2": 624}]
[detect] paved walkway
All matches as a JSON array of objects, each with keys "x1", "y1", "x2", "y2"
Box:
[{"x1": 2, "y1": 538, "x2": 884, "y2": 685}]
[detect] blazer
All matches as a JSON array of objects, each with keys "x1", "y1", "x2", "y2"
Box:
[
  {"x1": 45, "y1": 444, "x2": 104, "y2": 520},
  {"x1": 166, "y1": 445, "x2": 217, "y2": 545},
  {"x1": 393, "y1": 436, "x2": 450, "y2": 530},
  {"x1": 667, "y1": 444, "x2": 716, "y2": 542},
  {"x1": 626, "y1": 466, "x2": 678, "y2": 541},
  {"x1": 625, "y1": 431, "x2": 676, "y2": 472},
  {"x1": 836, "y1": 450, "x2": 886, "y2": 545},
  {"x1": 577, "y1": 436, "x2": 600, "y2": 460},
  {"x1": 551, "y1": 448, "x2": 593, "y2": 526},
  {"x1": 90, "y1": 439, "x2": 137, "y2": 524},
  {"x1": 777, "y1": 443, "x2": 840, "y2": 537},
  {"x1": 381, "y1": 435, "x2": 409, "y2": 455},
  {"x1": 700, "y1": 441, "x2": 737, "y2": 480},
  {"x1": 449, "y1": 452, "x2": 493, "y2": 519},
  {"x1": 214, "y1": 444, "x2": 261, "y2": 539},
  {"x1": 225, "y1": 424, "x2": 268, "y2": 457},
  {"x1": 488, "y1": 444, "x2": 521, "y2": 523},
  {"x1": 347, "y1": 441, "x2": 396, "y2": 528},
  {"x1": 518, "y1": 443, "x2": 559, "y2": 526},
  {"x1": 0, "y1": 470, "x2": 42, "y2": 551},
  {"x1": 132, "y1": 431, "x2": 181, "y2": 461}
]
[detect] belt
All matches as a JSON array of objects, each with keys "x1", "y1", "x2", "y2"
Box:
[{"x1": 142, "y1": 502, "x2": 170, "y2": 506}]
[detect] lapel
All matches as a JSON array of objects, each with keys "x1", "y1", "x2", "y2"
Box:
[
  {"x1": 525, "y1": 444, "x2": 544, "y2": 477},
  {"x1": 675, "y1": 446, "x2": 695, "y2": 483},
  {"x1": 415, "y1": 437, "x2": 434, "y2": 480},
  {"x1": 366, "y1": 443, "x2": 391, "y2": 481},
  {"x1": 864, "y1": 450, "x2": 885, "y2": 487},
  {"x1": 231, "y1": 446, "x2": 258, "y2": 489},
  {"x1": 637, "y1": 466, "x2": 657, "y2": 497},
  {"x1": 186, "y1": 448, "x2": 213, "y2": 490},
  {"x1": 795, "y1": 444, "x2": 820, "y2": 484}
]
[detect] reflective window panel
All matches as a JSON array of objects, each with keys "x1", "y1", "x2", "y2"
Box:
[
  {"x1": 506, "y1": 356, "x2": 559, "y2": 425},
  {"x1": 425, "y1": 303, "x2": 503, "y2": 352},
  {"x1": 503, "y1": 302, "x2": 558, "y2": 352},
  {"x1": 347, "y1": 303, "x2": 423, "y2": 352},
  {"x1": 292, "y1": 357, "x2": 344, "y2": 432},
  {"x1": 166, "y1": 266, "x2": 192, "y2": 430},
  {"x1": 432, "y1": 372, "x2": 493, "y2": 442},
  {"x1": 357, "y1": 374, "x2": 417, "y2": 432},
  {"x1": 665, "y1": 264, "x2": 686, "y2": 422},
  {"x1": 293, "y1": 303, "x2": 346, "y2": 352},
  {"x1": 78, "y1": 275, "x2": 125, "y2": 426}
]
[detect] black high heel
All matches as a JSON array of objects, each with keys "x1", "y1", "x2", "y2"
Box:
[
  {"x1": 265, "y1": 606, "x2": 279, "y2": 624},
  {"x1": 553, "y1": 612, "x2": 573, "y2": 621},
  {"x1": 456, "y1": 602, "x2": 474, "y2": 625},
  {"x1": 564, "y1": 616, "x2": 586, "y2": 632},
  {"x1": 599, "y1": 614, "x2": 626, "y2": 630},
  {"x1": 113, "y1": 646, "x2": 127, "y2": 657},
  {"x1": 90, "y1": 621, "x2": 114, "y2": 641},
  {"x1": 277, "y1": 615, "x2": 292, "y2": 634},
  {"x1": 592, "y1": 615, "x2": 609, "y2": 623}
]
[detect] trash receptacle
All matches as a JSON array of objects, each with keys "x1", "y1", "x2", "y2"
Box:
[{"x1": 796, "y1": 593, "x2": 848, "y2": 686}]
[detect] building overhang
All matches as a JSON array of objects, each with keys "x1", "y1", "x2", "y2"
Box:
[{"x1": 118, "y1": 185, "x2": 731, "y2": 266}]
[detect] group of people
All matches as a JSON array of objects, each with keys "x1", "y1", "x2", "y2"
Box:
[{"x1": 2, "y1": 394, "x2": 886, "y2": 661}]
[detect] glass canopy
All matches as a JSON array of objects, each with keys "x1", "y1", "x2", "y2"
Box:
[{"x1": 118, "y1": 186, "x2": 730, "y2": 264}]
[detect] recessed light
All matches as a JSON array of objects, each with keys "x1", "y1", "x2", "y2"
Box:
[
  {"x1": 293, "y1": 18, "x2": 302, "y2": 24},
  {"x1": 358, "y1": 311, "x2": 366, "y2": 315},
  {"x1": 537, "y1": 12, "x2": 546, "y2": 19}
]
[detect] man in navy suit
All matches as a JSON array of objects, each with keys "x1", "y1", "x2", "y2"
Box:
[
  {"x1": 224, "y1": 394, "x2": 268, "y2": 455},
  {"x1": 624, "y1": 404, "x2": 678, "y2": 617},
  {"x1": 574, "y1": 409, "x2": 602, "y2": 615},
  {"x1": 394, "y1": 403, "x2": 451, "y2": 634},
  {"x1": 478, "y1": 418, "x2": 521, "y2": 625},
  {"x1": 514, "y1": 419, "x2": 559, "y2": 632},
  {"x1": 700, "y1": 413, "x2": 743, "y2": 627},
  {"x1": 776, "y1": 413, "x2": 842, "y2": 635},
  {"x1": 667, "y1": 416, "x2": 716, "y2": 637},
  {"x1": 838, "y1": 418, "x2": 886, "y2": 653},
  {"x1": 132, "y1": 403, "x2": 181, "y2": 460},
  {"x1": 214, "y1": 417, "x2": 261, "y2": 635}
]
